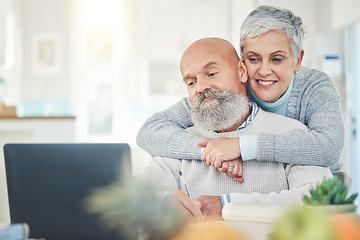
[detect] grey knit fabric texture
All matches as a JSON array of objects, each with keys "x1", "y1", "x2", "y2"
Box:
[{"x1": 142, "y1": 109, "x2": 333, "y2": 205}]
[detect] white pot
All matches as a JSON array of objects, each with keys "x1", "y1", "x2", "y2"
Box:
[{"x1": 305, "y1": 203, "x2": 358, "y2": 215}]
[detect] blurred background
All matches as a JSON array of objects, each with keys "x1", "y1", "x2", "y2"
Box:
[{"x1": 0, "y1": 0, "x2": 359, "y2": 223}]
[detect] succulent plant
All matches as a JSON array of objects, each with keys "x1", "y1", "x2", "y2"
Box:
[{"x1": 303, "y1": 176, "x2": 358, "y2": 205}]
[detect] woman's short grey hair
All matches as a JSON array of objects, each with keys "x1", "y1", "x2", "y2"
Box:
[{"x1": 240, "y1": 5, "x2": 305, "y2": 60}]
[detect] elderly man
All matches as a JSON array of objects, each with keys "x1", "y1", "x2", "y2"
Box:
[{"x1": 141, "y1": 38, "x2": 332, "y2": 223}]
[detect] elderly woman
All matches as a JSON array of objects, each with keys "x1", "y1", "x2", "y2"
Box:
[{"x1": 136, "y1": 5, "x2": 344, "y2": 175}]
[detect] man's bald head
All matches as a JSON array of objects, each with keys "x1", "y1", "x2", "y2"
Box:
[
  {"x1": 180, "y1": 37, "x2": 247, "y2": 101},
  {"x1": 180, "y1": 38, "x2": 239, "y2": 72}
]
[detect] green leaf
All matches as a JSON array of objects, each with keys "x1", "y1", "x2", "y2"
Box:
[
  {"x1": 310, "y1": 189, "x2": 318, "y2": 200},
  {"x1": 329, "y1": 189, "x2": 335, "y2": 202},
  {"x1": 333, "y1": 193, "x2": 342, "y2": 204},
  {"x1": 316, "y1": 186, "x2": 324, "y2": 197},
  {"x1": 303, "y1": 195, "x2": 312, "y2": 205},
  {"x1": 344, "y1": 193, "x2": 358, "y2": 204},
  {"x1": 339, "y1": 191, "x2": 347, "y2": 203},
  {"x1": 322, "y1": 195, "x2": 330, "y2": 205}
]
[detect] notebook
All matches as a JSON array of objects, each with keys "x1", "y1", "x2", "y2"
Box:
[{"x1": 4, "y1": 143, "x2": 132, "y2": 240}]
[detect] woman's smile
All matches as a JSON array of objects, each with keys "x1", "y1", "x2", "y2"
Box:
[{"x1": 256, "y1": 79, "x2": 278, "y2": 89}]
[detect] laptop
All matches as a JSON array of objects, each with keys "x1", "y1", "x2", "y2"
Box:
[{"x1": 4, "y1": 143, "x2": 132, "y2": 240}]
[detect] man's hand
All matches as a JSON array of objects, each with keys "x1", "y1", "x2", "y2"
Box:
[
  {"x1": 167, "y1": 190, "x2": 202, "y2": 223},
  {"x1": 198, "y1": 137, "x2": 241, "y2": 168},
  {"x1": 196, "y1": 195, "x2": 223, "y2": 222}
]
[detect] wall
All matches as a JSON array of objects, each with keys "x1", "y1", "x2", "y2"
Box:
[
  {"x1": 20, "y1": 0, "x2": 72, "y2": 101},
  {"x1": 332, "y1": 0, "x2": 360, "y2": 30}
]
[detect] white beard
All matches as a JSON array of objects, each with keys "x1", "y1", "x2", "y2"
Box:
[{"x1": 191, "y1": 89, "x2": 249, "y2": 132}]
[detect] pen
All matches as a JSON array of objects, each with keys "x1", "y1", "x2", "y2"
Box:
[{"x1": 179, "y1": 171, "x2": 192, "y2": 198}]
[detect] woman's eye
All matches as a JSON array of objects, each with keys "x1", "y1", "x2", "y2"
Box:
[{"x1": 271, "y1": 57, "x2": 284, "y2": 63}]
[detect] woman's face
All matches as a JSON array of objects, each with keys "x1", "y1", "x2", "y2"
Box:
[{"x1": 242, "y1": 31, "x2": 303, "y2": 103}]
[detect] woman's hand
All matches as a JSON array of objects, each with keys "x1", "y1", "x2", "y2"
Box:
[{"x1": 198, "y1": 137, "x2": 241, "y2": 168}]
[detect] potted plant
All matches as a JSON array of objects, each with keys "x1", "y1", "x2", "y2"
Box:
[
  {"x1": 302, "y1": 176, "x2": 358, "y2": 214},
  {"x1": 271, "y1": 176, "x2": 360, "y2": 240}
]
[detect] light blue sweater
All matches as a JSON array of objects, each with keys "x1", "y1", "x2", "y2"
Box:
[{"x1": 136, "y1": 67, "x2": 345, "y2": 167}]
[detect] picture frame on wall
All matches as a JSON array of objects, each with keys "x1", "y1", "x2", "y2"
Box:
[{"x1": 32, "y1": 32, "x2": 62, "y2": 75}]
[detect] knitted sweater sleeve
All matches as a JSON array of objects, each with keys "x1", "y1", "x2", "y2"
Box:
[
  {"x1": 257, "y1": 68, "x2": 345, "y2": 167},
  {"x1": 226, "y1": 164, "x2": 333, "y2": 205},
  {"x1": 136, "y1": 97, "x2": 205, "y2": 160}
]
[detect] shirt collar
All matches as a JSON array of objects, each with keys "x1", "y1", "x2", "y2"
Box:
[{"x1": 237, "y1": 101, "x2": 259, "y2": 130}]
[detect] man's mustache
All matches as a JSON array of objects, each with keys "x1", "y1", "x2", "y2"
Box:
[{"x1": 195, "y1": 89, "x2": 222, "y2": 105}]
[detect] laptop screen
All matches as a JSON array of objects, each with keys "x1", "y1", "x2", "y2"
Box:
[{"x1": 4, "y1": 143, "x2": 132, "y2": 240}]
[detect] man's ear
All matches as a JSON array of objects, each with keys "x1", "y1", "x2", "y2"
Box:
[
  {"x1": 238, "y1": 59, "x2": 248, "y2": 83},
  {"x1": 294, "y1": 50, "x2": 304, "y2": 73}
]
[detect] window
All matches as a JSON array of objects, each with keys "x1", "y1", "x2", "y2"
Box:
[
  {"x1": 344, "y1": 22, "x2": 360, "y2": 198},
  {"x1": 72, "y1": 0, "x2": 119, "y2": 141}
]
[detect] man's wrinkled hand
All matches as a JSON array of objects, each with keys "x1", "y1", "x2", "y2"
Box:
[
  {"x1": 196, "y1": 195, "x2": 223, "y2": 222},
  {"x1": 167, "y1": 190, "x2": 202, "y2": 223}
]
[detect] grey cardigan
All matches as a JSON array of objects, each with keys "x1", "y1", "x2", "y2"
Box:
[
  {"x1": 136, "y1": 67, "x2": 345, "y2": 167},
  {"x1": 142, "y1": 109, "x2": 332, "y2": 205}
]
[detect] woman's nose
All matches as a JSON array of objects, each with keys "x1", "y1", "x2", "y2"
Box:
[{"x1": 257, "y1": 61, "x2": 272, "y2": 76}]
